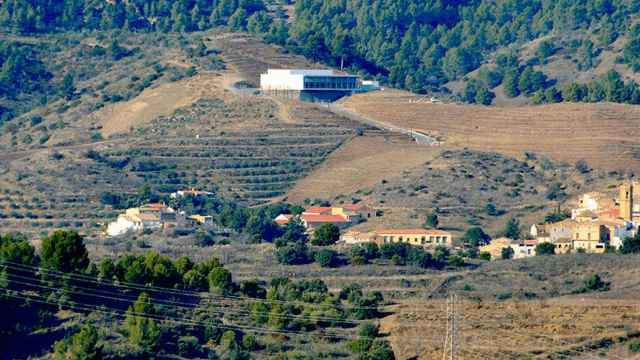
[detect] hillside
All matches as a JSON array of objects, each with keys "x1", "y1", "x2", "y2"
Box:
[
  {"x1": 0, "y1": 31, "x2": 364, "y2": 239},
  {"x1": 3, "y1": 8, "x2": 640, "y2": 358},
  {"x1": 285, "y1": 0, "x2": 640, "y2": 106},
  {"x1": 341, "y1": 89, "x2": 640, "y2": 172}
]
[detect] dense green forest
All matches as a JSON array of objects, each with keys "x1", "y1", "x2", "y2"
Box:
[
  {"x1": 2, "y1": 0, "x2": 640, "y2": 110},
  {"x1": 0, "y1": 0, "x2": 267, "y2": 33},
  {"x1": 288, "y1": 0, "x2": 639, "y2": 91}
]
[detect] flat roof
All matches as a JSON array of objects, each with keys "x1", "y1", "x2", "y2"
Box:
[{"x1": 264, "y1": 69, "x2": 358, "y2": 77}]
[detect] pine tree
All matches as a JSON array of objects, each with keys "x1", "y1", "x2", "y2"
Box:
[{"x1": 125, "y1": 293, "x2": 160, "y2": 353}]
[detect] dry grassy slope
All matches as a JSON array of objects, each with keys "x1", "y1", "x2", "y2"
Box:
[
  {"x1": 214, "y1": 33, "x2": 322, "y2": 85},
  {"x1": 336, "y1": 148, "x2": 622, "y2": 239},
  {"x1": 285, "y1": 135, "x2": 440, "y2": 202},
  {"x1": 381, "y1": 254, "x2": 640, "y2": 359},
  {"x1": 341, "y1": 89, "x2": 640, "y2": 172},
  {"x1": 0, "y1": 32, "x2": 366, "y2": 237}
]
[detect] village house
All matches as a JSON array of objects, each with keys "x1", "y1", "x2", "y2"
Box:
[
  {"x1": 570, "y1": 192, "x2": 615, "y2": 220},
  {"x1": 170, "y1": 188, "x2": 214, "y2": 199},
  {"x1": 479, "y1": 238, "x2": 513, "y2": 260},
  {"x1": 274, "y1": 204, "x2": 373, "y2": 231},
  {"x1": 107, "y1": 203, "x2": 180, "y2": 237},
  {"x1": 530, "y1": 182, "x2": 640, "y2": 254},
  {"x1": 480, "y1": 238, "x2": 539, "y2": 260},
  {"x1": 510, "y1": 239, "x2": 538, "y2": 259},
  {"x1": 188, "y1": 214, "x2": 214, "y2": 226},
  {"x1": 377, "y1": 229, "x2": 453, "y2": 247},
  {"x1": 341, "y1": 228, "x2": 453, "y2": 248}
]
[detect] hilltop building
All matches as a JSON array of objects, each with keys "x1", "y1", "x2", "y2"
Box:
[{"x1": 260, "y1": 69, "x2": 377, "y2": 102}]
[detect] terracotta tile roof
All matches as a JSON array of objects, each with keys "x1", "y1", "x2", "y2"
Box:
[
  {"x1": 342, "y1": 204, "x2": 366, "y2": 211},
  {"x1": 144, "y1": 203, "x2": 166, "y2": 209},
  {"x1": 596, "y1": 208, "x2": 620, "y2": 218},
  {"x1": 376, "y1": 228, "x2": 451, "y2": 235},
  {"x1": 301, "y1": 214, "x2": 348, "y2": 223},
  {"x1": 303, "y1": 207, "x2": 332, "y2": 214}
]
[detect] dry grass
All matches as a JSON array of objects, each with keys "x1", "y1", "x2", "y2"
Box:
[
  {"x1": 285, "y1": 135, "x2": 439, "y2": 202},
  {"x1": 95, "y1": 73, "x2": 221, "y2": 137},
  {"x1": 342, "y1": 90, "x2": 640, "y2": 172},
  {"x1": 214, "y1": 33, "x2": 321, "y2": 84},
  {"x1": 382, "y1": 298, "x2": 640, "y2": 359}
]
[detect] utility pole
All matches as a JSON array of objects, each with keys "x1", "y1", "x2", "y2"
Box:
[{"x1": 442, "y1": 294, "x2": 458, "y2": 360}]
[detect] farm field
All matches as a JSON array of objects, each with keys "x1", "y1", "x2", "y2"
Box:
[
  {"x1": 341, "y1": 89, "x2": 640, "y2": 172},
  {"x1": 383, "y1": 299, "x2": 640, "y2": 360}
]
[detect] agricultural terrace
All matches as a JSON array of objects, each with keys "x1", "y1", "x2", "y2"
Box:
[{"x1": 341, "y1": 89, "x2": 640, "y2": 172}]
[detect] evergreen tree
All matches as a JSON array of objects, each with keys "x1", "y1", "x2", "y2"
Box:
[
  {"x1": 504, "y1": 218, "x2": 521, "y2": 240},
  {"x1": 125, "y1": 293, "x2": 160, "y2": 353},
  {"x1": 40, "y1": 230, "x2": 89, "y2": 273},
  {"x1": 61, "y1": 73, "x2": 76, "y2": 100},
  {"x1": 53, "y1": 324, "x2": 101, "y2": 360}
]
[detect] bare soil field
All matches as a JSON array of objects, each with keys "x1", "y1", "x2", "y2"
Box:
[
  {"x1": 286, "y1": 134, "x2": 440, "y2": 202},
  {"x1": 383, "y1": 298, "x2": 640, "y2": 359},
  {"x1": 341, "y1": 90, "x2": 640, "y2": 172}
]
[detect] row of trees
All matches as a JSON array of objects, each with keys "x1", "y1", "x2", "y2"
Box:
[{"x1": 537, "y1": 69, "x2": 640, "y2": 105}]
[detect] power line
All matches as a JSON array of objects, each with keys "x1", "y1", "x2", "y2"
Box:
[
  {"x1": 1, "y1": 291, "x2": 361, "y2": 342},
  {"x1": 2, "y1": 261, "x2": 387, "y2": 311},
  {"x1": 3, "y1": 273, "x2": 376, "y2": 328}
]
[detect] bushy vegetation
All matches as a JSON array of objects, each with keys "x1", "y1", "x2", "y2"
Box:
[
  {"x1": 535, "y1": 242, "x2": 556, "y2": 256},
  {"x1": 1, "y1": 230, "x2": 391, "y2": 358},
  {"x1": 285, "y1": 0, "x2": 637, "y2": 95},
  {"x1": 0, "y1": 0, "x2": 266, "y2": 34}
]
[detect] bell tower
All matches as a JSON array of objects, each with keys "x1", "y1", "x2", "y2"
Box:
[{"x1": 620, "y1": 181, "x2": 633, "y2": 221}]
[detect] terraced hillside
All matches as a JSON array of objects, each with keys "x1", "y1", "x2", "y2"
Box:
[
  {"x1": 215, "y1": 33, "x2": 321, "y2": 85},
  {"x1": 341, "y1": 89, "x2": 640, "y2": 172},
  {"x1": 0, "y1": 31, "x2": 367, "y2": 238}
]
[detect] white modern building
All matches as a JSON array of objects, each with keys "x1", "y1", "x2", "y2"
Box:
[{"x1": 260, "y1": 69, "x2": 359, "y2": 91}]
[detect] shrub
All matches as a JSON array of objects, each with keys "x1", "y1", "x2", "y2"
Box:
[
  {"x1": 581, "y1": 274, "x2": 610, "y2": 292},
  {"x1": 177, "y1": 336, "x2": 201, "y2": 357},
  {"x1": 315, "y1": 249, "x2": 338, "y2": 268},
  {"x1": 448, "y1": 255, "x2": 464, "y2": 267},
  {"x1": 275, "y1": 242, "x2": 310, "y2": 265},
  {"x1": 242, "y1": 334, "x2": 259, "y2": 351},
  {"x1": 501, "y1": 247, "x2": 514, "y2": 260},
  {"x1": 535, "y1": 242, "x2": 556, "y2": 256},
  {"x1": 479, "y1": 252, "x2": 491, "y2": 261},
  {"x1": 629, "y1": 340, "x2": 640, "y2": 353},
  {"x1": 575, "y1": 159, "x2": 591, "y2": 174},
  {"x1": 311, "y1": 223, "x2": 340, "y2": 246},
  {"x1": 424, "y1": 211, "x2": 439, "y2": 228},
  {"x1": 620, "y1": 235, "x2": 640, "y2": 254}
]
